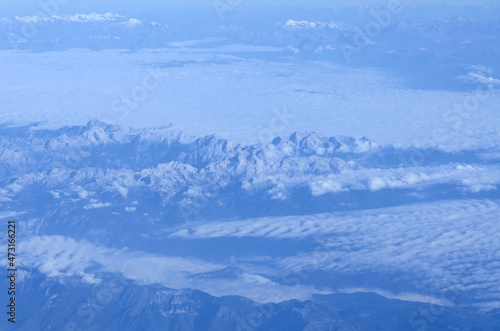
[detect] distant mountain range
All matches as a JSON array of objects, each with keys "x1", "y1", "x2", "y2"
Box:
[
  {"x1": 1, "y1": 6, "x2": 499, "y2": 59},
  {"x1": 4, "y1": 270, "x2": 499, "y2": 330},
  {"x1": 2, "y1": 120, "x2": 498, "y2": 224}
]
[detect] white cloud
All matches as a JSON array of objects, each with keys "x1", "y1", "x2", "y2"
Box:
[
  {"x1": 283, "y1": 20, "x2": 346, "y2": 31},
  {"x1": 8, "y1": 183, "x2": 23, "y2": 193},
  {"x1": 284, "y1": 20, "x2": 317, "y2": 29},
  {"x1": 168, "y1": 199, "x2": 500, "y2": 303},
  {"x1": 122, "y1": 18, "x2": 142, "y2": 27},
  {"x1": 18, "y1": 235, "x2": 221, "y2": 282},
  {"x1": 15, "y1": 235, "x2": 329, "y2": 303},
  {"x1": 457, "y1": 66, "x2": 500, "y2": 86},
  {"x1": 339, "y1": 287, "x2": 454, "y2": 306},
  {"x1": 1, "y1": 49, "x2": 499, "y2": 149},
  {"x1": 15, "y1": 13, "x2": 126, "y2": 24},
  {"x1": 76, "y1": 187, "x2": 90, "y2": 199},
  {"x1": 84, "y1": 202, "x2": 111, "y2": 210},
  {"x1": 458, "y1": 72, "x2": 500, "y2": 86},
  {"x1": 112, "y1": 182, "x2": 128, "y2": 198},
  {"x1": 0, "y1": 211, "x2": 25, "y2": 219},
  {"x1": 169, "y1": 199, "x2": 500, "y2": 240},
  {"x1": 308, "y1": 164, "x2": 500, "y2": 195}
]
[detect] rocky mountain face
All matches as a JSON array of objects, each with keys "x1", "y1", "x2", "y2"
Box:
[
  {"x1": 1, "y1": 120, "x2": 498, "y2": 239},
  {"x1": 5, "y1": 270, "x2": 499, "y2": 331},
  {"x1": 2, "y1": 121, "x2": 500, "y2": 330}
]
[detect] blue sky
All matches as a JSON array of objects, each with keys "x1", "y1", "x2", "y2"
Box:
[{"x1": 2, "y1": 0, "x2": 498, "y2": 16}]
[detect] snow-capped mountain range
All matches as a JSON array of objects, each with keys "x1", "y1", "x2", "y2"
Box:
[
  {"x1": 1, "y1": 5, "x2": 499, "y2": 60},
  {"x1": 2, "y1": 120, "x2": 498, "y2": 217},
  {"x1": 2, "y1": 3, "x2": 500, "y2": 329},
  {"x1": 1, "y1": 120, "x2": 500, "y2": 329}
]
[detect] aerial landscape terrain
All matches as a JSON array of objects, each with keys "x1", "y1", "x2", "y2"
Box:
[{"x1": 1, "y1": 0, "x2": 500, "y2": 329}]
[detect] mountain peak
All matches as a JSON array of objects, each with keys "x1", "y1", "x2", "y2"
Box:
[{"x1": 86, "y1": 118, "x2": 107, "y2": 129}]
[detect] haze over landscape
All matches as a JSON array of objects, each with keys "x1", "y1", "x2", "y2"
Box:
[{"x1": 1, "y1": 1, "x2": 500, "y2": 330}]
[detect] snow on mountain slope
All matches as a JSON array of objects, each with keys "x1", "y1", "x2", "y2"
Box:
[
  {"x1": 2, "y1": 120, "x2": 498, "y2": 212},
  {"x1": 0, "y1": 121, "x2": 499, "y2": 329},
  {"x1": 1, "y1": 4, "x2": 500, "y2": 329},
  {"x1": 0, "y1": 121, "x2": 499, "y2": 300}
]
